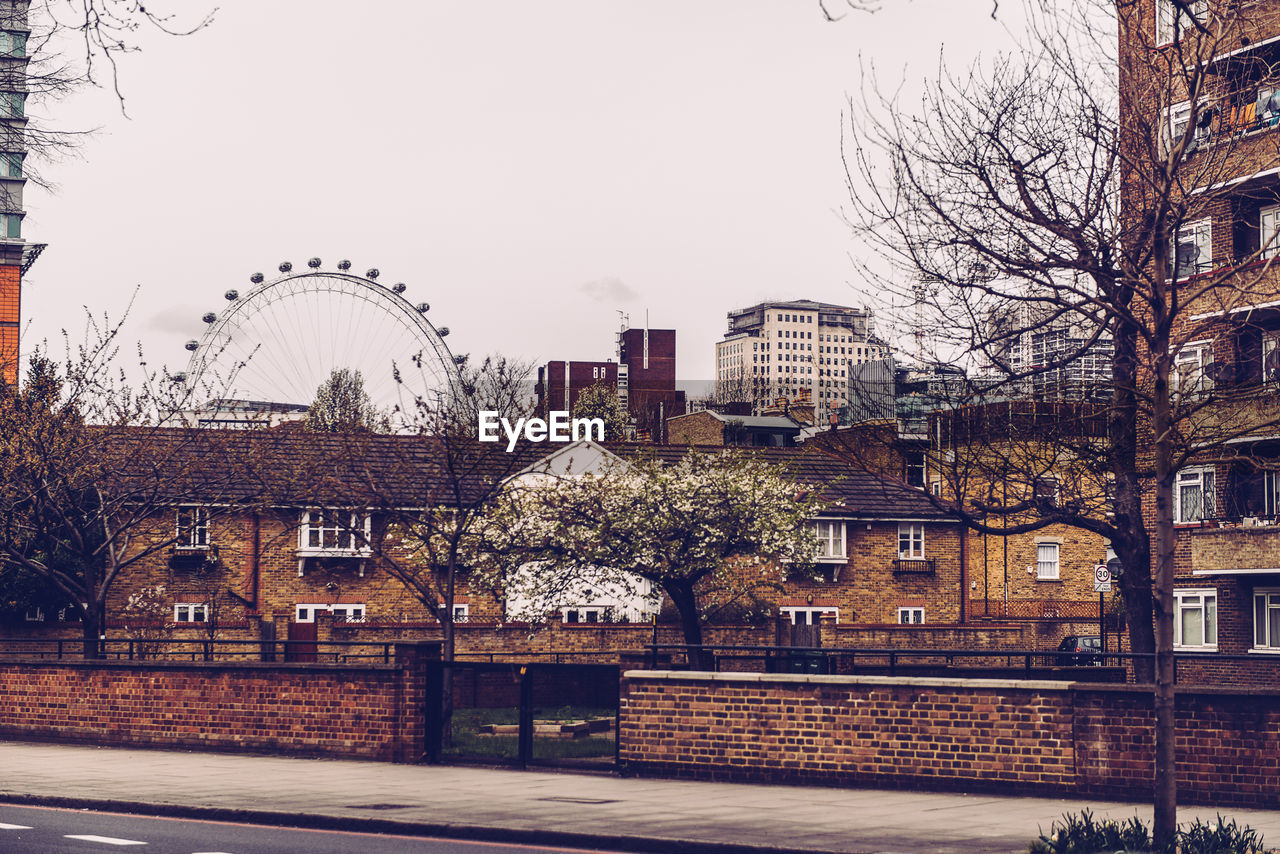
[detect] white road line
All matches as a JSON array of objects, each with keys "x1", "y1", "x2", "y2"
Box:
[
  {"x1": 0, "y1": 822, "x2": 33, "y2": 830},
  {"x1": 63, "y1": 835, "x2": 148, "y2": 846}
]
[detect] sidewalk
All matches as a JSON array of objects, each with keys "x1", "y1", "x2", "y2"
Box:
[{"x1": 1, "y1": 741, "x2": 1278, "y2": 854}]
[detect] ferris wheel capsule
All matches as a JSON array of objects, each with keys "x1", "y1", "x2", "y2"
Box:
[
  {"x1": 438, "y1": 326, "x2": 450, "y2": 337},
  {"x1": 279, "y1": 261, "x2": 292, "y2": 273},
  {"x1": 202, "y1": 312, "x2": 217, "y2": 323},
  {"x1": 392, "y1": 283, "x2": 406, "y2": 294},
  {"x1": 307, "y1": 257, "x2": 322, "y2": 269},
  {"x1": 337, "y1": 259, "x2": 351, "y2": 271},
  {"x1": 250, "y1": 273, "x2": 264, "y2": 284},
  {"x1": 184, "y1": 340, "x2": 199, "y2": 351},
  {"x1": 416, "y1": 302, "x2": 430, "y2": 313},
  {"x1": 225, "y1": 289, "x2": 239, "y2": 301},
  {"x1": 366, "y1": 268, "x2": 380, "y2": 280}
]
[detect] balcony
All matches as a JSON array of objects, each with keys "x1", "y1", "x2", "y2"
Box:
[
  {"x1": 1187, "y1": 517, "x2": 1280, "y2": 576},
  {"x1": 893, "y1": 558, "x2": 935, "y2": 575},
  {"x1": 167, "y1": 545, "x2": 217, "y2": 571}
]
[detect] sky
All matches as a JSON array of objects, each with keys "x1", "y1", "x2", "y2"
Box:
[{"x1": 17, "y1": 0, "x2": 1017, "y2": 401}]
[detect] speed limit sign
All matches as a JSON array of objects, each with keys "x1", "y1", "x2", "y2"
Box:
[{"x1": 1093, "y1": 564, "x2": 1112, "y2": 592}]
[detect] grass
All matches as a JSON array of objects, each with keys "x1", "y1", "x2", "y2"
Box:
[{"x1": 442, "y1": 705, "x2": 617, "y2": 762}]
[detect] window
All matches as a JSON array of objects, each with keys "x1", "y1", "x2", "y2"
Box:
[
  {"x1": 329, "y1": 605, "x2": 365, "y2": 622},
  {"x1": 1174, "y1": 466, "x2": 1216, "y2": 523},
  {"x1": 904, "y1": 451, "x2": 926, "y2": 488},
  {"x1": 295, "y1": 604, "x2": 366, "y2": 623},
  {"x1": 0, "y1": 31, "x2": 25, "y2": 57},
  {"x1": 174, "y1": 603, "x2": 207, "y2": 623},
  {"x1": 1265, "y1": 330, "x2": 1280, "y2": 385},
  {"x1": 1173, "y1": 589, "x2": 1217, "y2": 650},
  {"x1": 0, "y1": 151, "x2": 21, "y2": 178},
  {"x1": 453, "y1": 604, "x2": 469, "y2": 623},
  {"x1": 781, "y1": 606, "x2": 838, "y2": 625},
  {"x1": 299, "y1": 509, "x2": 372, "y2": 553},
  {"x1": 898, "y1": 523, "x2": 924, "y2": 559},
  {"x1": 1156, "y1": 0, "x2": 1207, "y2": 45},
  {"x1": 1036, "y1": 542, "x2": 1060, "y2": 580},
  {"x1": 897, "y1": 607, "x2": 924, "y2": 625},
  {"x1": 175, "y1": 506, "x2": 209, "y2": 549},
  {"x1": 1173, "y1": 342, "x2": 1213, "y2": 397},
  {"x1": 1170, "y1": 219, "x2": 1211, "y2": 279},
  {"x1": 1262, "y1": 206, "x2": 1280, "y2": 260},
  {"x1": 1033, "y1": 476, "x2": 1059, "y2": 507},
  {"x1": 0, "y1": 212, "x2": 19, "y2": 238},
  {"x1": 0, "y1": 91, "x2": 23, "y2": 118},
  {"x1": 1164, "y1": 100, "x2": 1211, "y2": 155},
  {"x1": 1253, "y1": 590, "x2": 1280, "y2": 651},
  {"x1": 563, "y1": 606, "x2": 613, "y2": 624},
  {"x1": 812, "y1": 520, "x2": 846, "y2": 561}
]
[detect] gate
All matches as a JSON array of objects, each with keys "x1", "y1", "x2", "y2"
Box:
[
  {"x1": 425, "y1": 661, "x2": 620, "y2": 769},
  {"x1": 285, "y1": 621, "x2": 317, "y2": 662}
]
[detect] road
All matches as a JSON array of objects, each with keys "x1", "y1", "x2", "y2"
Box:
[{"x1": 0, "y1": 803, "x2": 620, "y2": 854}]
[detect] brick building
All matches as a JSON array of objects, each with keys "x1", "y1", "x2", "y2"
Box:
[
  {"x1": 1120, "y1": 0, "x2": 1280, "y2": 670},
  {"x1": 534, "y1": 326, "x2": 685, "y2": 441},
  {"x1": 0, "y1": 0, "x2": 42, "y2": 385}
]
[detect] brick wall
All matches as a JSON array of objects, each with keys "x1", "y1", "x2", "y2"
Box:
[
  {"x1": 0, "y1": 641, "x2": 440, "y2": 761},
  {"x1": 0, "y1": 262, "x2": 17, "y2": 385},
  {"x1": 619, "y1": 671, "x2": 1280, "y2": 808}
]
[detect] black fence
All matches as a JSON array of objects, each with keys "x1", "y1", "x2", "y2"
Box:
[
  {"x1": 0, "y1": 636, "x2": 398, "y2": 664},
  {"x1": 641, "y1": 643, "x2": 1280, "y2": 687},
  {"x1": 425, "y1": 661, "x2": 620, "y2": 769}
]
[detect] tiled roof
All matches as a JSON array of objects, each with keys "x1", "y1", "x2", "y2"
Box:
[{"x1": 603, "y1": 443, "x2": 952, "y2": 519}]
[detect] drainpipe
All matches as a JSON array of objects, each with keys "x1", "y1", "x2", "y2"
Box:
[
  {"x1": 959, "y1": 526, "x2": 968, "y2": 624},
  {"x1": 246, "y1": 511, "x2": 261, "y2": 611}
]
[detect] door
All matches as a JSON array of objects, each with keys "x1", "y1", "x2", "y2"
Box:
[{"x1": 286, "y1": 620, "x2": 318, "y2": 662}]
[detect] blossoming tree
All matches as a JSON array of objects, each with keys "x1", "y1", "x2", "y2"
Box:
[{"x1": 484, "y1": 449, "x2": 824, "y2": 649}]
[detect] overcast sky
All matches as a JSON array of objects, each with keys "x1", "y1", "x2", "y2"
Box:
[{"x1": 18, "y1": 0, "x2": 1016, "y2": 394}]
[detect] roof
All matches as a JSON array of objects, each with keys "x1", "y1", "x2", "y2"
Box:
[
  {"x1": 603, "y1": 443, "x2": 952, "y2": 520},
  {"x1": 669, "y1": 410, "x2": 802, "y2": 431},
  {"x1": 95, "y1": 426, "x2": 548, "y2": 509}
]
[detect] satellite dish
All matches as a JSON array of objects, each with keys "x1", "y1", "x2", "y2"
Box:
[
  {"x1": 1196, "y1": 107, "x2": 1215, "y2": 129},
  {"x1": 1106, "y1": 557, "x2": 1124, "y2": 579}
]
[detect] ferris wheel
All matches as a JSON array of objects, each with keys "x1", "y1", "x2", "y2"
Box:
[{"x1": 180, "y1": 259, "x2": 461, "y2": 419}]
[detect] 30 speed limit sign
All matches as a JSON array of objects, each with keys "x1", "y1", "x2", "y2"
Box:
[{"x1": 1093, "y1": 564, "x2": 1112, "y2": 592}]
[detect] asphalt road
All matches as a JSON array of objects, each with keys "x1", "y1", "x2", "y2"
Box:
[{"x1": 0, "y1": 803, "x2": 620, "y2": 854}]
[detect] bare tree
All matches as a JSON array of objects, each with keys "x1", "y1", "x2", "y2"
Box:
[
  {"x1": 0, "y1": 324, "x2": 262, "y2": 658},
  {"x1": 844, "y1": 0, "x2": 1280, "y2": 843}
]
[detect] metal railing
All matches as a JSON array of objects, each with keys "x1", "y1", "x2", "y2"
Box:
[
  {"x1": 0, "y1": 636, "x2": 399, "y2": 664},
  {"x1": 641, "y1": 643, "x2": 1280, "y2": 687},
  {"x1": 892, "y1": 558, "x2": 935, "y2": 574}
]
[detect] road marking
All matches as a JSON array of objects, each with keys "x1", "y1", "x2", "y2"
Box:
[
  {"x1": 63, "y1": 835, "x2": 147, "y2": 846},
  {"x1": 0, "y1": 822, "x2": 33, "y2": 830}
]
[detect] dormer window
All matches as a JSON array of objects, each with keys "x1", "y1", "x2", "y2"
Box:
[
  {"x1": 297, "y1": 509, "x2": 373, "y2": 577},
  {"x1": 300, "y1": 508, "x2": 371, "y2": 552}
]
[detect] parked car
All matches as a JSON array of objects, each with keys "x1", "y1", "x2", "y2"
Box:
[{"x1": 1056, "y1": 634, "x2": 1102, "y2": 666}]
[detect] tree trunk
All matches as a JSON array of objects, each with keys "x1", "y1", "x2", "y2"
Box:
[
  {"x1": 80, "y1": 602, "x2": 102, "y2": 660},
  {"x1": 666, "y1": 582, "x2": 709, "y2": 669},
  {"x1": 1149, "y1": 263, "x2": 1177, "y2": 850},
  {"x1": 1117, "y1": 538, "x2": 1156, "y2": 683}
]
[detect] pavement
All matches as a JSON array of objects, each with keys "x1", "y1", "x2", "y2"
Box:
[{"x1": 1, "y1": 741, "x2": 1279, "y2": 854}]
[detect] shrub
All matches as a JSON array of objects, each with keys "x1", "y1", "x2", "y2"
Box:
[
  {"x1": 1030, "y1": 809, "x2": 1150, "y2": 854},
  {"x1": 1029, "y1": 811, "x2": 1269, "y2": 854}
]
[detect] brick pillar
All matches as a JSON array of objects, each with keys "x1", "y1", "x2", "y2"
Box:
[
  {"x1": 0, "y1": 263, "x2": 18, "y2": 385},
  {"x1": 394, "y1": 640, "x2": 443, "y2": 763},
  {"x1": 819, "y1": 612, "x2": 838, "y2": 648}
]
